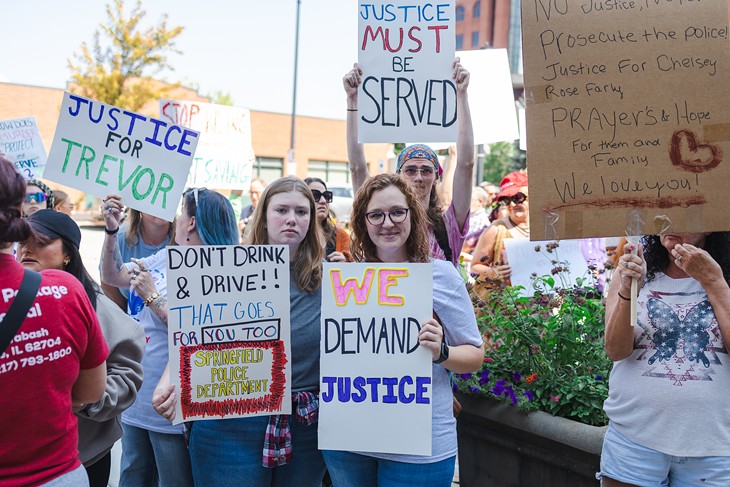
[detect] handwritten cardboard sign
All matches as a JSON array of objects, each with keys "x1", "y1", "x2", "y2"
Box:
[
  {"x1": 358, "y1": 0, "x2": 456, "y2": 143},
  {"x1": 43, "y1": 93, "x2": 199, "y2": 221},
  {"x1": 166, "y1": 245, "x2": 291, "y2": 424},
  {"x1": 159, "y1": 100, "x2": 255, "y2": 190},
  {"x1": 0, "y1": 117, "x2": 47, "y2": 179},
  {"x1": 319, "y1": 262, "x2": 433, "y2": 455},
  {"x1": 522, "y1": 0, "x2": 730, "y2": 239}
]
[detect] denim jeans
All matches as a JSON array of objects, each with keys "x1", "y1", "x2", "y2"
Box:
[
  {"x1": 119, "y1": 423, "x2": 193, "y2": 487},
  {"x1": 323, "y1": 450, "x2": 456, "y2": 487},
  {"x1": 189, "y1": 415, "x2": 326, "y2": 487},
  {"x1": 40, "y1": 465, "x2": 88, "y2": 487}
]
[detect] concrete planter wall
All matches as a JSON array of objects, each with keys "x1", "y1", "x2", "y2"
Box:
[{"x1": 456, "y1": 393, "x2": 607, "y2": 487}]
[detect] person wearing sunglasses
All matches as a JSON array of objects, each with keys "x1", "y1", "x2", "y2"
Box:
[
  {"x1": 343, "y1": 59, "x2": 474, "y2": 268},
  {"x1": 470, "y1": 171, "x2": 529, "y2": 284},
  {"x1": 100, "y1": 188, "x2": 238, "y2": 487},
  {"x1": 22, "y1": 178, "x2": 54, "y2": 217},
  {"x1": 322, "y1": 173, "x2": 483, "y2": 486},
  {"x1": 305, "y1": 177, "x2": 353, "y2": 263}
]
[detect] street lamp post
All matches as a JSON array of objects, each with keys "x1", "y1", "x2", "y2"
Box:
[{"x1": 288, "y1": 0, "x2": 302, "y2": 176}]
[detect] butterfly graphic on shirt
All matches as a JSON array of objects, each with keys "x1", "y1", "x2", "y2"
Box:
[{"x1": 646, "y1": 298, "x2": 713, "y2": 368}]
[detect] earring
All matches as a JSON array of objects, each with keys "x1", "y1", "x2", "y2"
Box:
[
  {"x1": 186, "y1": 237, "x2": 190, "y2": 241},
  {"x1": 63, "y1": 260, "x2": 70, "y2": 267}
]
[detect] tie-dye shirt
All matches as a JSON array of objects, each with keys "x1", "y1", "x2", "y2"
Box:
[
  {"x1": 428, "y1": 203, "x2": 469, "y2": 268},
  {"x1": 604, "y1": 273, "x2": 730, "y2": 456}
]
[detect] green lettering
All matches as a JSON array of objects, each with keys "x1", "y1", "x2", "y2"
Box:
[
  {"x1": 95, "y1": 154, "x2": 116, "y2": 187},
  {"x1": 131, "y1": 168, "x2": 155, "y2": 201},
  {"x1": 60, "y1": 138, "x2": 82, "y2": 173},
  {"x1": 117, "y1": 158, "x2": 142, "y2": 191},
  {"x1": 151, "y1": 173, "x2": 174, "y2": 209},
  {"x1": 76, "y1": 145, "x2": 96, "y2": 179}
]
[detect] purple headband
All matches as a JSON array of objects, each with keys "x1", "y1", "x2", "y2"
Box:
[{"x1": 396, "y1": 144, "x2": 442, "y2": 177}]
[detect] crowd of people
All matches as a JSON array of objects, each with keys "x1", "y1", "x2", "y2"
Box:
[{"x1": 1, "y1": 56, "x2": 729, "y2": 487}]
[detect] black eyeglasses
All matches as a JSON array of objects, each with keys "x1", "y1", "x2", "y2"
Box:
[
  {"x1": 25, "y1": 192, "x2": 47, "y2": 203},
  {"x1": 365, "y1": 208, "x2": 409, "y2": 226},
  {"x1": 402, "y1": 165, "x2": 434, "y2": 177},
  {"x1": 497, "y1": 192, "x2": 527, "y2": 206},
  {"x1": 311, "y1": 189, "x2": 333, "y2": 203}
]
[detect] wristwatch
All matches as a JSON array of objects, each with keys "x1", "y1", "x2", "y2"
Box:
[{"x1": 433, "y1": 342, "x2": 449, "y2": 364}]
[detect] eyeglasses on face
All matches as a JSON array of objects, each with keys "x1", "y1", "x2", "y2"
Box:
[
  {"x1": 311, "y1": 189, "x2": 333, "y2": 203},
  {"x1": 497, "y1": 192, "x2": 527, "y2": 206},
  {"x1": 25, "y1": 192, "x2": 47, "y2": 204},
  {"x1": 365, "y1": 207, "x2": 409, "y2": 226},
  {"x1": 402, "y1": 165, "x2": 435, "y2": 177}
]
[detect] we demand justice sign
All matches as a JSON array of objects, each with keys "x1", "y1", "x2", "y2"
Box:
[
  {"x1": 319, "y1": 262, "x2": 433, "y2": 455},
  {"x1": 358, "y1": 1, "x2": 456, "y2": 143},
  {"x1": 166, "y1": 245, "x2": 292, "y2": 423},
  {"x1": 44, "y1": 92, "x2": 199, "y2": 221}
]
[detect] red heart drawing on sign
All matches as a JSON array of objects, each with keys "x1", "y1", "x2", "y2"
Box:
[{"x1": 669, "y1": 130, "x2": 722, "y2": 173}]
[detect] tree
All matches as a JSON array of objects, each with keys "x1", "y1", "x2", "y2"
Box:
[{"x1": 68, "y1": 0, "x2": 184, "y2": 111}]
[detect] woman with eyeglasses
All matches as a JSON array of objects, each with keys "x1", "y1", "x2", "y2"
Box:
[
  {"x1": 305, "y1": 177, "x2": 353, "y2": 263},
  {"x1": 470, "y1": 171, "x2": 529, "y2": 284},
  {"x1": 322, "y1": 173, "x2": 483, "y2": 486},
  {"x1": 343, "y1": 59, "x2": 474, "y2": 268},
  {"x1": 150, "y1": 176, "x2": 327, "y2": 486},
  {"x1": 100, "y1": 188, "x2": 238, "y2": 487},
  {"x1": 22, "y1": 178, "x2": 54, "y2": 217}
]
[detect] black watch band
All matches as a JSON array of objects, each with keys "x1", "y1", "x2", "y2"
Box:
[{"x1": 433, "y1": 342, "x2": 449, "y2": 364}]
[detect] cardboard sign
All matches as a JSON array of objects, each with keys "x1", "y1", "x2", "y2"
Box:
[
  {"x1": 166, "y1": 245, "x2": 291, "y2": 424},
  {"x1": 503, "y1": 238, "x2": 592, "y2": 295},
  {"x1": 43, "y1": 93, "x2": 199, "y2": 221},
  {"x1": 159, "y1": 100, "x2": 255, "y2": 190},
  {"x1": 319, "y1": 262, "x2": 433, "y2": 455},
  {"x1": 522, "y1": 0, "x2": 730, "y2": 239},
  {"x1": 457, "y1": 49, "x2": 520, "y2": 144},
  {"x1": 358, "y1": 1, "x2": 456, "y2": 143},
  {"x1": 0, "y1": 117, "x2": 47, "y2": 179}
]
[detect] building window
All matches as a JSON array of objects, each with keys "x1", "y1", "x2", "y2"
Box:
[
  {"x1": 472, "y1": 31, "x2": 480, "y2": 48},
  {"x1": 473, "y1": 1, "x2": 481, "y2": 18},
  {"x1": 253, "y1": 156, "x2": 284, "y2": 183},
  {"x1": 456, "y1": 34, "x2": 464, "y2": 50},
  {"x1": 307, "y1": 160, "x2": 350, "y2": 184},
  {"x1": 456, "y1": 5, "x2": 465, "y2": 21}
]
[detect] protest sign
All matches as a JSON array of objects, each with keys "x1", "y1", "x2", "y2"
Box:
[
  {"x1": 159, "y1": 100, "x2": 255, "y2": 190},
  {"x1": 0, "y1": 117, "x2": 47, "y2": 179},
  {"x1": 503, "y1": 238, "x2": 592, "y2": 295},
  {"x1": 522, "y1": 0, "x2": 730, "y2": 239},
  {"x1": 457, "y1": 49, "x2": 520, "y2": 144},
  {"x1": 358, "y1": 1, "x2": 456, "y2": 143},
  {"x1": 43, "y1": 93, "x2": 199, "y2": 221},
  {"x1": 319, "y1": 262, "x2": 433, "y2": 455},
  {"x1": 166, "y1": 245, "x2": 291, "y2": 424}
]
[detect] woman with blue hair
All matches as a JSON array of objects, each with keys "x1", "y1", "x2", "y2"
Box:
[{"x1": 99, "y1": 188, "x2": 238, "y2": 487}]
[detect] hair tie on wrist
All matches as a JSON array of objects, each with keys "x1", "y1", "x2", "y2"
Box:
[
  {"x1": 346, "y1": 108, "x2": 358, "y2": 111},
  {"x1": 104, "y1": 226, "x2": 119, "y2": 235},
  {"x1": 617, "y1": 291, "x2": 631, "y2": 301}
]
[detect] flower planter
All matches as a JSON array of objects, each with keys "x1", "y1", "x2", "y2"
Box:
[{"x1": 456, "y1": 393, "x2": 607, "y2": 487}]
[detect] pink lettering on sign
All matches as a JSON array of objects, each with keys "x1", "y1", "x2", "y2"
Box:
[
  {"x1": 330, "y1": 268, "x2": 376, "y2": 305},
  {"x1": 378, "y1": 268, "x2": 408, "y2": 306}
]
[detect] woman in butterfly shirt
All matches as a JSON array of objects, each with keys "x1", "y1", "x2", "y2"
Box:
[{"x1": 601, "y1": 233, "x2": 730, "y2": 486}]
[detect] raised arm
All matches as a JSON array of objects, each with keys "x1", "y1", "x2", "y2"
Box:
[
  {"x1": 451, "y1": 58, "x2": 475, "y2": 229},
  {"x1": 100, "y1": 195, "x2": 132, "y2": 288},
  {"x1": 344, "y1": 63, "x2": 370, "y2": 193}
]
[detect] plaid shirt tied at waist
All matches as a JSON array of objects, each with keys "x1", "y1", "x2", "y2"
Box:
[{"x1": 262, "y1": 391, "x2": 319, "y2": 468}]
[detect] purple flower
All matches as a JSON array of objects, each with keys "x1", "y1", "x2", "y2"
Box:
[
  {"x1": 524, "y1": 390, "x2": 535, "y2": 402},
  {"x1": 595, "y1": 376, "x2": 604, "y2": 381},
  {"x1": 452, "y1": 383, "x2": 459, "y2": 393},
  {"x1": 478, "y1": 369, "x2": 490, "y2": 386},
  {"x1": 458, "y1": 373, "x2": 473, "y2": 380},
  {"x1": 504, "y1": 386, "x2": 518, "y2": 405},
  {"x1": 469, "y1": 386, "x2": 479, "y2": 394},
  {"x1": 491, "y1": 379, "x2": 505, "y2": 396},
  {"x1": 513, "y1": 371, "x2": 521, "y2": 383}
]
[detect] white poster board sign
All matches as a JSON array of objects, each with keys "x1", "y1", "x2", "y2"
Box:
[
  {"x1": 44, "y1": 92, "x2": 199, "y2": 221},
  {"x1": 159, "y1": 100, "x2": 255, "y2": 190},
  {"x1": 503, "y1": 239, "x2": 591, "y2": 294},
  {"x1": 166, "y1": 245, "x2": 291, "y2": 424},
  {"x1": 457, "y1": 49, "x2": 519, "y2": 144},
  {"x1": 319, "y1": 262, "x2": 433, "y2": 455},
  {"x1": 358, "y1": 0, "x2": 456, "y2": 143},
  {"x1": 0, "y1": 117, "x2": 47, "y2": 179}
]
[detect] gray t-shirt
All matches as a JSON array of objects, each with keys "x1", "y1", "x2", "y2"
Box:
[
  {"x1": 363, "y1": 259, "x2": 483, "y2": 463},
  {"x1": 290, "y1": 276, "x2": 322, "y2": 392}
]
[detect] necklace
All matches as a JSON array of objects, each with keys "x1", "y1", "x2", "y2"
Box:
[{"x1": 508, "y1": 218, "x2": 530, "y2": 237}]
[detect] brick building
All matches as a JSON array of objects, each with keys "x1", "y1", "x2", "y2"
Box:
[{"x1": 0, "y1": 81, "x2": 391, "y2": 207}]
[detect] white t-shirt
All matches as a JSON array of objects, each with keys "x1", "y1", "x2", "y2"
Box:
[{"x1": 604, "y1": 272, "x2": 730, "y2": 456}]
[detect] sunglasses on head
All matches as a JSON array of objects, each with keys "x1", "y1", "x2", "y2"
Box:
[
  {"x1": 183, "y1": 187, "x2": 208, "y2": 207},
  {"x1": 311, "y1": 189, "x2": 333, "y2": 203},
  {"x1": 497, "y1": 192, "x2": 527, "y2": 206},
  {"x1": 25, "y1": 192, "x2": 47, "y2": 203}
]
